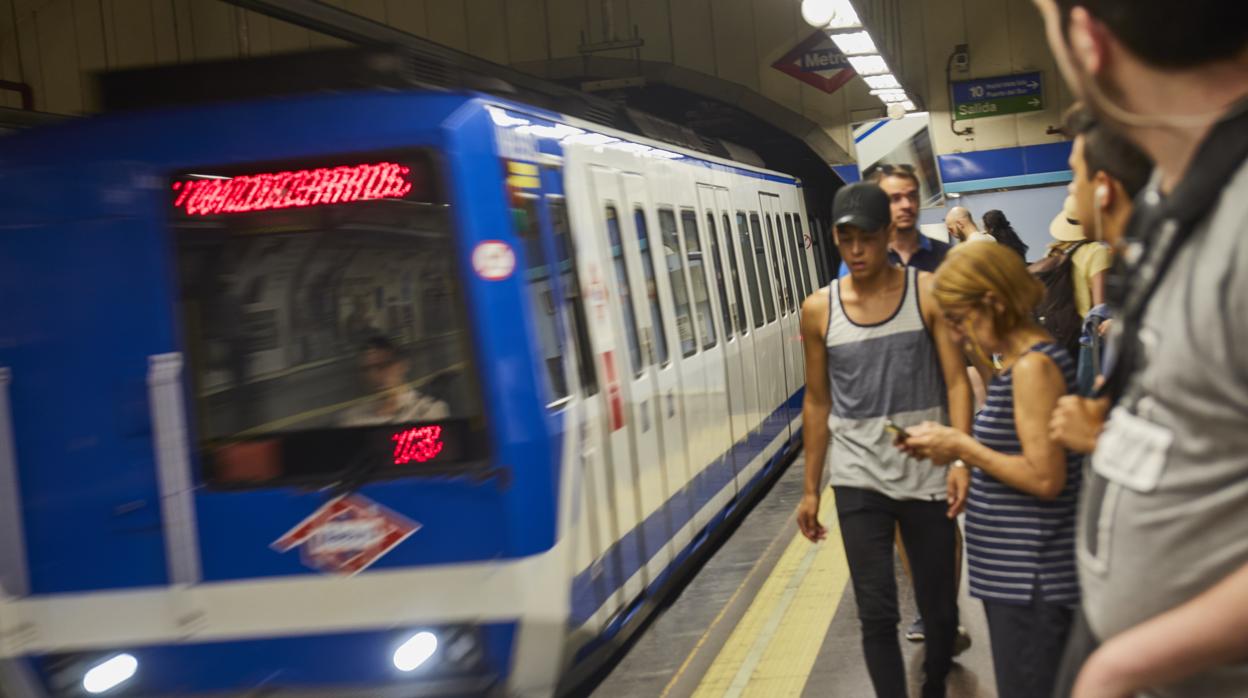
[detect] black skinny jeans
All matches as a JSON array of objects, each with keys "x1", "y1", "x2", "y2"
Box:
[{"x1": 834, "y1": 486, "x2": 959, "y2": 698}]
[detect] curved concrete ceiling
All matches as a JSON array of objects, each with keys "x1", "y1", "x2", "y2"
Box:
[{"x1": 514, "y1": 56, "x2": 853, "y2": 167}]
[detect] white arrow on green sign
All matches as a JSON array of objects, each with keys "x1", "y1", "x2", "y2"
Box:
[{"x1": 952, "y1": 71, "x2": 1045, "y2": 121}]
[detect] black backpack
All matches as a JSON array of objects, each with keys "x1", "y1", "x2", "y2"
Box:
[{"x1": 1028, "y1": 242, "x2": 1088, "y2": 357}]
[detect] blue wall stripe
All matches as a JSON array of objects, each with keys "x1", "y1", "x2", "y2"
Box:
[
  {"x1": 938, "y1": 142, "x2": 1073, "y2": 184},
  {"x1": 943, "y1": 170, "x2": 1073, "y2": 194},
  {"x1": 853, "y1": 120, "x2": 889, "y2": 144},
  {"x1": 569, "y1": 390, "x2": 801, "y2": 628}
]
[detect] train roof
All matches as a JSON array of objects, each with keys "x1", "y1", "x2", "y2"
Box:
[{"x1": 0, "y1": 89, "x2": 800, "y2": 191}]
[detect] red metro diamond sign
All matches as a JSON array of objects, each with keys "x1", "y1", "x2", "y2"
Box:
[
  {"x1": 772, "y1": 31, "x2": 857, "y2": 95},
  {"x1": 271, "y1": 494, "x2": 420, "y2": 575}
]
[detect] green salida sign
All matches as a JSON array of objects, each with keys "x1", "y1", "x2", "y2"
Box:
[{"x1": 951, "y1": 72, "x2": 1044, "y2": 121}]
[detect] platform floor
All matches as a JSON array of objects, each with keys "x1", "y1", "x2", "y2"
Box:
[{"x1": 592, "y1": 456, "x2": 997, "y2": 698}]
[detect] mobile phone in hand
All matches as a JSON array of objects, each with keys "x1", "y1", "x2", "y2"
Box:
[{"x1": 885, "y1": 418, "x2": 910, "y2": 441}]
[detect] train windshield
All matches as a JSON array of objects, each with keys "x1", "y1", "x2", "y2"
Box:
[{"x1": 170, "y1": 149, "x2": 488, "y2": 488}]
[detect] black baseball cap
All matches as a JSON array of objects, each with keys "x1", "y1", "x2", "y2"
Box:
[{"x1": 832, "y1": 182, "x2": 890, "y2": 233}]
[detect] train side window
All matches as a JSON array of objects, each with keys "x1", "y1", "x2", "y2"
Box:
[
  {"x1": 723, "y1": 214, "x2": 748, "y2": 336},
  {"x1": 706, "y1": 213, "x2": 733, "y2": 340},
  {"x1": 760, "y1": 214, "x2": 785, "y2": 319},
  {"x1": 658, "y1": 208, "x2": 698, "y2": 357},
  {"x1": 785, "y1": 213, "x2": 811, "y2": 300},
  {"x1": 748, "y1": 213, "x2": 777, "y2": 324},
  {"x1": 548, "y1": 197, "x2": 598, "y2": 395},
  {"x1": 791, "y1": 214, "x2": 816, "y2": 292},
  {"x1": 771, "y1": 215, "x2": 796, "y2": 314},
  {"x1": 605, "y1": 206, "x2": 644, "y2": 376},
  {"x1": 741, "y1": 213, "x2": 768, "y2": 328},
  {"x1": 512, "y1": 192, "x2": 568, "y2": 401},
  {"x1": 633, "y1": 207, "x2": 670, "y2": 366},
  {"x1": 680, "y1": 210, "x2": 717, "y2": 350}
]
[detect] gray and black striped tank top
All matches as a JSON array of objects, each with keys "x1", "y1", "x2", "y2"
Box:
[{"x1": 825, "y1": 267, "x2": 949, "y2": 501}]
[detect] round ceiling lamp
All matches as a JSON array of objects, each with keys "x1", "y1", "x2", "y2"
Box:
[{"x1": 801, "y1": 0, "x2": 837, "y2": 28}]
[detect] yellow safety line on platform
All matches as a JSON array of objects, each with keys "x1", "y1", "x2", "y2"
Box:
[{"x1": 691, "y1": 493, "x2": 849, "y2": 698}]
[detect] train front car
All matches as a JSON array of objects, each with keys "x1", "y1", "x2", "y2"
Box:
[{"x1": 0, "y1": 93, "x2": 568, "y2": 697}]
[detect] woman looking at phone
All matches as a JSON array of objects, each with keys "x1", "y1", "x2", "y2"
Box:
[{"x1": 897, "y1": 241, "x2": 1081, "y2": 698}]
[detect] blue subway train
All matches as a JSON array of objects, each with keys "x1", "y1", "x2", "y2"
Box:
[{"x1": 0, "y1": 83, "x2": 830, "y2": 696}]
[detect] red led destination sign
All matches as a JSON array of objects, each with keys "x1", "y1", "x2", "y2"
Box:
[{"x1": 172, "y1": 161, "x2": 413, "y2": 216}]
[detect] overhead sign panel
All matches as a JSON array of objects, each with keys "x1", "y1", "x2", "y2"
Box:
[
  {"x1": 772, "y1": 31, "x2": 857, "y2": 95},
  {"x1": 951, "y1": 71, "x2": 1044, "y2": 121}
]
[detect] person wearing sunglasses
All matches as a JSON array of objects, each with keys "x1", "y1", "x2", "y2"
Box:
[{"x1": 895, "y1": 241, "x2": 1081, "y2": 698}]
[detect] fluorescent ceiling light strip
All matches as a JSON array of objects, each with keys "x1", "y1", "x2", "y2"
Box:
[
  {"x1": 847, "y1": 54, "x2": 890, "y2": 76},
  {"x1": 827, "y1": 0, "x2": 862, "y2": 29},
  {"x1": 863, "y1": 74, "x2": 901, "y2": 90},
  {"x1": 830, "y1": 30, "x2": 877, "y2": 56}
]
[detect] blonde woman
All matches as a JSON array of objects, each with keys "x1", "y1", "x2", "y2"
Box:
[{"x1": 896, "y1": 242, "x2": 1081, "y2": 698}]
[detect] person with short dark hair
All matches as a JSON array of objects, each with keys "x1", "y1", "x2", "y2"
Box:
[
  {"x1": 870, "y1": 164, "x2": 952, "y2": 272},
  {"x1": 981, "y1": 210, "x2": 1030, "y2": 262},
  {"x1": 797, "y1": 182, "x2": 973, "y2": 698},
  {"x1": 339, "y1": 336, "x2": 449, "y2": 426},
  {"x1": 1033, "y1": 0, "x2": 1248, "y2": 696}
]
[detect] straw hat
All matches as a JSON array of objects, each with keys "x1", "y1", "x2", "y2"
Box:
[{"x1": 1049, "y1": 194, "x2": 1086, "y2": 242}]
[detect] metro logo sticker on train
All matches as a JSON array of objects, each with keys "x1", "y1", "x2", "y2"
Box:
[
  {"x1": 472, "y1": 240, "x2": 516, "y2": 281},
  {"x1": 271, "y1": 494, "x2": 420, "y2": 575}
]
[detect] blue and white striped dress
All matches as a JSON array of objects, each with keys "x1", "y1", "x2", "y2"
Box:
[{"x1": 966, "y1": 342, "x2": 1081, "y2": 605}]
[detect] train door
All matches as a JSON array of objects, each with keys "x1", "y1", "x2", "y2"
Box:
[
  {"x1": 538, "y1": 166, "x2": 618, "y2": 632},
  {"x1": 773, "y1": 200, "x2": 806, "y2": 407},
  {"x1": 586, "y1": 164, "x2": 673, "y2": 594},
  {"x1": 676, "y1": 207, "x2": 729, "y2": 504},
  {"x1": 585, "y1": 166, "x2": 650, "y2": 605},
  {"x1": 716, "y1": 195, "x2": 761, "y2": 440},
  {"x1": 759, "y1": 194, "x2": 797, "y2": 431},
  {"x1": 744, "y1": 211, "x2": 782, "y2": 438},
  {"x1": 697, "y1": 186, "x2": 746, "y2": 462},
  {"x1": 619, "y1": 172, "x2": 679, "y2": 567}
]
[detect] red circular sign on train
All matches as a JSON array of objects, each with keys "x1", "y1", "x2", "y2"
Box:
[{"x1": 472, "y1": 240, "x2": 516, "y2": 281}]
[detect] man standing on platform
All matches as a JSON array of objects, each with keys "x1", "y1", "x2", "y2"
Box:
[
  {"x1": 796, "y1": 182, "x2": 974, "y2": 698},
  {"x1": 1033, "y1": 1, "x2": 1248, "y2": 696},
  {"x1": 838, "y1": 165, "x2": 952, "y2": 278},
  {"x1": 945, "y1": 207, "x2": 996, "y2": 244}
]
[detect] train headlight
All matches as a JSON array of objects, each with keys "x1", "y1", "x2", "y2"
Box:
[
  {"x1": 82, "y1": 653, "x2": 138, "y2": 694},
  {"x1": 393, "y1": 631, "x2": 438, "y2": 672}
]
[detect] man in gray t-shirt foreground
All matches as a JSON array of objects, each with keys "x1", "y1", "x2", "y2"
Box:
[{"x1": 1034, "y1": 1, "x2": 1248, "y2": 697}]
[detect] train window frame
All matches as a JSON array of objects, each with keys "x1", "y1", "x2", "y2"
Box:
[
  {"x1": 783, "y1": 213, "x2": 803, "y2": 300},
  {"x1": 511, "y1": 189, "x2": 570, "y2": 403},
  {"x1": 740, "y1": 212, "x2": 768, "y2": 329},
  {"x1": 658, "y1": 207, "x2": 699, "y2": 358},
  {"x1": 752, "y1": 213, "x2": 779, "y2": 323},
  {"x1": 771, "y1": 214, "x2": 796, "y2": 315},
  {"x1": 722, "y1": 213, "x2": 748, "y2": 337},
  {"x1": 705, "y1": 212, "x2": 733, "y2": 341},
  {"x1": 789, "y1": 214, "x2": 814, "y2": 297},
  {"x1": 633, "y1": 206, "x2": 670, "y2": 367},
  {"x1": 169, "y1": 147, "x2": 492, "y2": 490},
  {"x1": 679, "y1": 209, "x2": 717, "y2": 351},
  {"x1": 605, "y1": 205, "x2": 645, "y2": 377},
  {"x1": 546, "y1": 192, "x2": 599, "y2": 396}
]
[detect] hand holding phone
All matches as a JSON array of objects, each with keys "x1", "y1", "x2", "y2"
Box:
[{"x1": 885, "y1": 418, "x2": 910, "y2": 442}]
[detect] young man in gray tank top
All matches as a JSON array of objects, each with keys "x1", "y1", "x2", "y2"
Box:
[{"x1": 797, "y1": 182, "x2": 974, "y2": 698}]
